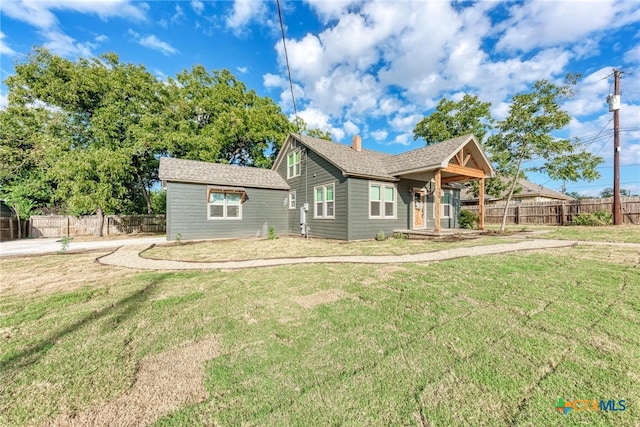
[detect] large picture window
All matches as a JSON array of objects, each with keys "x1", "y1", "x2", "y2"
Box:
[
  {"x1": 369, "y1": 183, "x2": 396, "y2": 219},
  {"x1": 287, "y1": 150, "x2": 301, "y2": 179},
  {"x1": 314, "y1": 183, "x2": 334, "y2": 219},
  {"x1": 208, "y1": 190, "x2": 242, "y2": 220}
]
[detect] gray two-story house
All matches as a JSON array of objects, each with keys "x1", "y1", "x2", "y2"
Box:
[{"x1": 159, "y1": 133, "x2": 494, "y2": 241}]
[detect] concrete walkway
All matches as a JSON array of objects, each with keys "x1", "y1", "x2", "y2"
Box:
[
  {"x1": 0, "y1": 236, "x2": 166, "y2": 257},
  {"x1": 97, "y1": 239, "x2": 580, "y2": 271}
]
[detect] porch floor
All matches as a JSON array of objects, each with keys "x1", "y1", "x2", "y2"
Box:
[{"x1": 393, "y1": 229, "x2": 486, "y2": 239}]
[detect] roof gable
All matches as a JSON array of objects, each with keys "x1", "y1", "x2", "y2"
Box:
[
  {"x1": 386, "y1": 134, "x2": 493, "y2": 177},
  {"x1": 159, "y1": 157, "x2": 290, "y2": 190}
]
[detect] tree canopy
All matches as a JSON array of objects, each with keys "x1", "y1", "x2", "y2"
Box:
[
  {"x1": 1, "y1": 48, "x2": 294, "y2": 222},
  {"x1": 413, "y1": 94, "x2": 492, "y2": 144}
]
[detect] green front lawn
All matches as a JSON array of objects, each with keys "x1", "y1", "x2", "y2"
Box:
[{"x1": 1, "y1": 243, "x2": 638, "y2": 426}]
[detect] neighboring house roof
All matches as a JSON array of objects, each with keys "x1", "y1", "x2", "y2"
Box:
[
  {"x1": 460, "y1": 178, "x2": 575, "y2": 202},
  {"x1": 274, "y1": 133, "x2": 493, "y2": 181},
  {"x1": 159, "y1": 157, "x2": 290, "y2": 190}
]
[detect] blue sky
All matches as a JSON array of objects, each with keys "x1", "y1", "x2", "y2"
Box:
[{"x1": 1, "y1": 0, "x2": 639, "y2": 197}]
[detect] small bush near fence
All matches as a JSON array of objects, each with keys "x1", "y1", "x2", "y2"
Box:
[
  {"x1": 571, "y1": 210, "x2": 613, "y2": 226},
  {"x1": 459, "y1": 210, "x2": 479, "y2": 229}
]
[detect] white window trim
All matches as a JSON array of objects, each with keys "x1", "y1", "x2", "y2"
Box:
[
  {"x1": 434, "y1": 190, "x2": 452, "y2": 218},
  {"x1": 289, "y1": 191, "x2": 296, "y2": 209},
  {"x1": 287, "y1": 150, "x2": 301, "y2": 179},
  {"x1": 314, "y1": 182, "x2": 335, "y2": 219},
  {"x1": 368, "y1": 182, "x2": 397, "y2": 219},
  {"x1": 207, "y1": 190, "x2": 243, "y2": 220}
]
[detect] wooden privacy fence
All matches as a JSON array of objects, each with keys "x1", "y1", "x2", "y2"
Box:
[
  {"x1": 464, "y1": 197, "x2": 640, "y2": 226},
  {"x1": 29, "y1": 214, "x2": 166, "y2": 238},
  {"x1": 0, "y1": 217, "x2": 22, "y2": 242}
]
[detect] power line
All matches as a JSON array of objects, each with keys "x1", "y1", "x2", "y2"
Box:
[{"x1": 276, "y1": 0, "x2": 300, "y2": 131}]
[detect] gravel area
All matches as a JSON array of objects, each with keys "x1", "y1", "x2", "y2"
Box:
[{"x1": 98, "y1": 239, "x2": 580, "y2": 271}]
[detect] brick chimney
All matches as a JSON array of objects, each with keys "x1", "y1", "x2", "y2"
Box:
[{"x1": 352, "y1": 135, "x2": 362, "y2": 152}]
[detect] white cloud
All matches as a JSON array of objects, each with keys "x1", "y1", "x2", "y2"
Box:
[
  {"x1": 0, "y1": 32, "x2": 16, "y2": 56},
  {"x1": 128, "y1": 30, "x2": 178, "y2": 56},
  {"x1": 0, "y1": 91, "x2": 8, "y2": 109},
  {"x1": 263, "y1": 73, "x2": 287, "y2": 88},
  {"x1": 191, "y1": 0, "x2": 205, "y2": 15},
  {"x1": 2, "y1": 0, "x2": 147, "y2": 58},
  {"x1": 94, "y1": 34, "x2": 108, "y2": 43},
  {"x1": 265, "y1": 1, "x2": 638, "y2": 151},
  {"x1": 237, "y1": 66, "x2": 248, "y2": 74},
  {"x1": 343, "y1": 120, "x2": 359, "y2": 135},
  {"x1": 303, "y1": 0, "x2": 364, "y2": 23},
  {"x1": 1, "y1": 0, "x2": 146, "y2": 29},
  {"x1": 496, "y1": 0, "x2": 617, "y2": 51},
  {"x1": 623, "y1": 44, "x2": 640, "y2": 65},
  {"x1": 296, "y1": 107, "x2": 345, "y2": 141},
  {"x1": 370, "y1": 130, "x2": 388, "y2": 141},
  {"x1": 42, "y1": 30, "x2": 95, "y2": 57},
  {"x1": 226, "y1": 0, "x2": 267, "y2": 33},
  {"x1": 171, "y1": 5, "x2": 185, "y2": 24},
  {"x1": 394, "y1": 133, "x2": 412, "y2": 146}
]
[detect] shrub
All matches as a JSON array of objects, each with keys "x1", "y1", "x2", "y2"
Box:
[
  {"x1": 393, "y1": 232, "x2": 408, "y2": 239},
  {"x1": 58, "y1": 236, "x2": 73, "y2": 254},
  {"x1": 459, "y1": 209, "x2": 479, "y2": 229},
  {"x1": 375, "y1": 230, "x2": 387, "y2": 241},
  {"x1": 267, "y1": 226, "x2": 278, "y2": 240},
  {"x1": 571, "y1": 210, "x2": 613, "y2": 226}
]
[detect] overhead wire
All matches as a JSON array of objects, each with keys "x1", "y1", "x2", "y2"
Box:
[{"x1": 276, "y1": 0, "x2": 300, "y2": 132}]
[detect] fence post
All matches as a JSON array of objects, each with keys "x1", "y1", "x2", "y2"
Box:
[
  {"x1": 106, "y1": 216, "x2": 110, "y2": 236},
  {"x1": 560, "y1": 202, "x2": 566, "y2": 226},
  {"x1": 515, "y1": 206, "x2": 520, "y2": 225},
  {"x1": 9, "y1": 218, "x2": 14, "y2": 240}
]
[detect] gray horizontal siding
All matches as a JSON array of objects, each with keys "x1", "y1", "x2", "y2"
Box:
[
  {"x1": 277, "y1": 141, "x2": 348, "y2": 239},
  {"x1": 166, "y1": 182, "x2": 288, "y2": 240},
  {"x1": 347, "y1": 178, "x2": 413, "y2": 240}
]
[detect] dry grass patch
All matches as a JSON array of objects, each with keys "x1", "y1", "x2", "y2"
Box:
[
  {"x1": 49, "y1": 335, "x2": 219, "y2": 427},
  {"x1": 293, "y1": 289, "x2": 348, "y2": 309},
  {"x1": 2, "y1": 244, "x2": 639, "y2": 426},
  {"x1": 0, "y1": 251, "x2": 138, "y2": 296},
  {"x1": 143, "y1": 235, "x2": 517, "y2": 262}
]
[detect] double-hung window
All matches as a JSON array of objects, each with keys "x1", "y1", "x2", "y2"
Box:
[
  {"x1": 287, "y1": 150, "x2": 301, "y2": 179},
  {"x1": 314, "y1": 183, "x2": 334, "y2": 219},
  {"x1": 441, "y1": 192, "x2": 451, "y2": 218},
  {"x1": 208, "y1": 190, "x2": 242, "y2": 220},
  {"x1": 289, "y1": 191, "x2": 296, "y2": 209},
  {"x1": 369, "y1": 183, "x2": 396, "y2": 219}
]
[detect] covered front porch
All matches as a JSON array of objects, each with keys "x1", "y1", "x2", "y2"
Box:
[{"x1": 389, "y1": 135, "x2": 494, "y2": 233}]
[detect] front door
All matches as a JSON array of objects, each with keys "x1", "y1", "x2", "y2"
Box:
[{"x1": 413, "y1": 190, "x2": 425, "y2": 229}]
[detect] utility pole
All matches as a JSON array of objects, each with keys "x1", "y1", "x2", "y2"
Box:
[{"x1": 608, "y1": 70, "x2": 622, "y2": 225}]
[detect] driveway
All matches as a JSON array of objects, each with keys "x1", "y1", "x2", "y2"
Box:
[{"x1": 0, "y1": 236, "x2": 167, "y2": 257}]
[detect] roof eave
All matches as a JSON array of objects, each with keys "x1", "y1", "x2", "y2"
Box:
[
  {"x1": 163, "y1": 177, "x2": 290, "y2": 190},
  {"x1": 345, "y1": 172, "x2": 400, "y2": 182}
]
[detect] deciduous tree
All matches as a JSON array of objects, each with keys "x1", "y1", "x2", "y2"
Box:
[{"x1": 487, "y1": 76, "x2": 603, "y2": 231}]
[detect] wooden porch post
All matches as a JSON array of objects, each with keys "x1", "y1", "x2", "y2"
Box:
[
  {"x1": 478, "y1": 177, "x2": 485, "y2": 230},
  {"x1": 434, "y1": 169, "x2": 441, "y2": 233}
]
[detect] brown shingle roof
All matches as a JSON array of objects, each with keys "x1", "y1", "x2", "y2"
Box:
[
  {"x1": 385, "y1": 134, "x2": 475, "y2": 174},
  {"x1": 292, "y1": 134, "x2": 396, "y2": 180},
  {"x1": 159, "y1": 157, "x2": 290, "y2": 190},
  {"x1": 289, "y1": 133, "x2": 492, "y2": 180}
]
